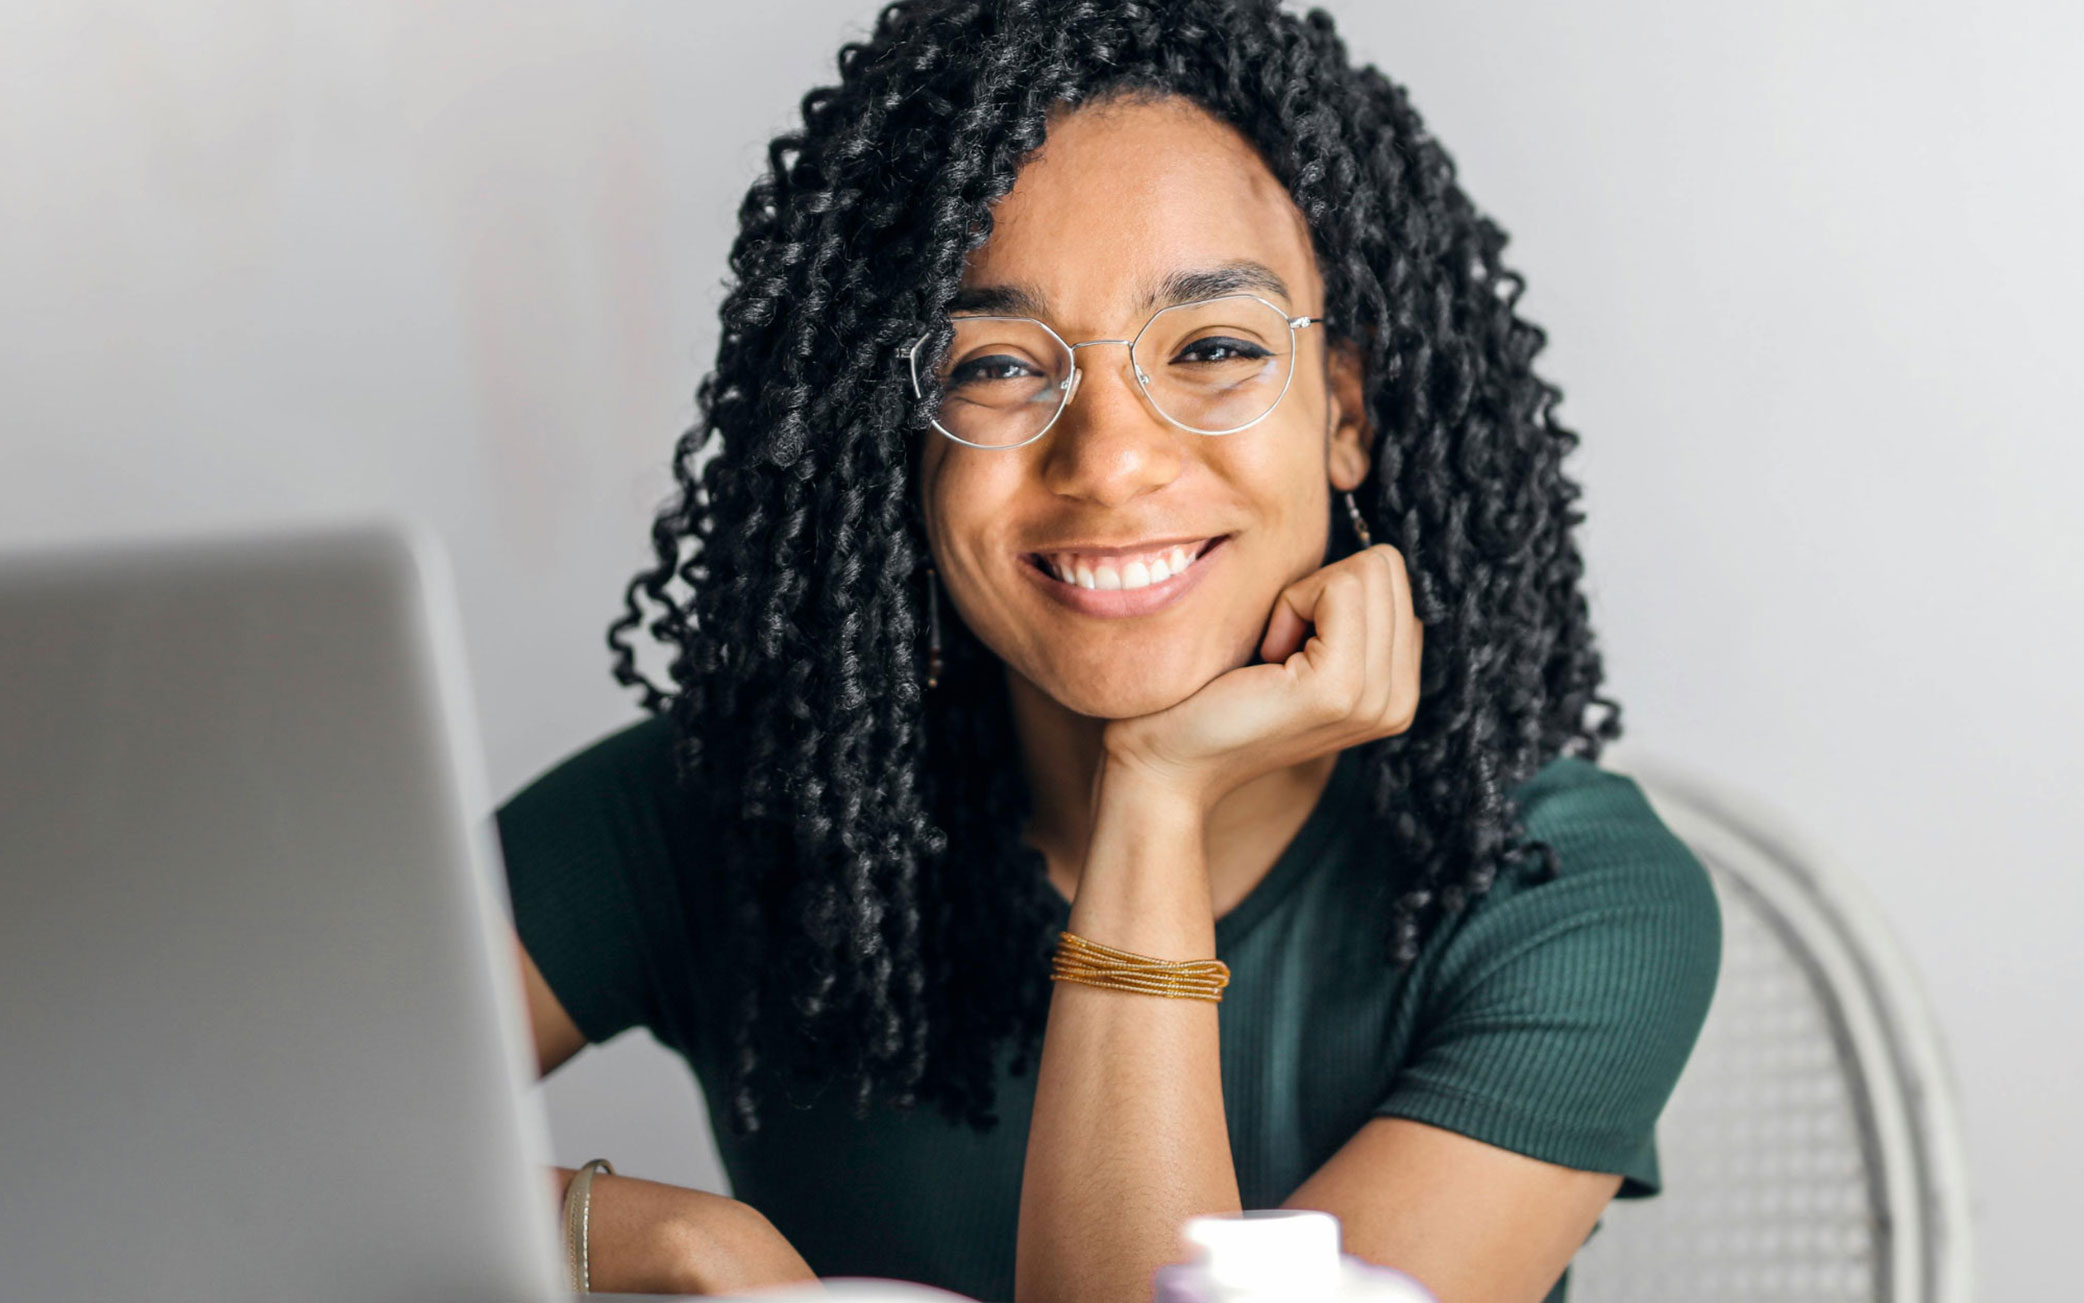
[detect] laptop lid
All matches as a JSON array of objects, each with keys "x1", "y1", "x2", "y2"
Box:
[{"x1": 0, "y1": 521, "x2": 566, "y2": 1302}]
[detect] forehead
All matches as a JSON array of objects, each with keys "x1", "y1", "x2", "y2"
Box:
[{"x1": 956, "y1": 94, "x2": 1321, "y2": 325}]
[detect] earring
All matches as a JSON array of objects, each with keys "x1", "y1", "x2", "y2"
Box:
[
  {"x1": 923, "y1": 564, "x2": 943, "y2": 691},
  {"x1": 1342, "y1": 490, "x2": 1374, "y2": 549}
]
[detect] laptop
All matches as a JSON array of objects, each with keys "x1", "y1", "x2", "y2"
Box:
[{"x1": 0, "y1": 520, "x2": 577, "y2": 1302}]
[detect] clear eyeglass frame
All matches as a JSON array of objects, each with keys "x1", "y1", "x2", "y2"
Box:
[{"x1": 903, "y1": 291, "x2": 1328, "y2": 450}]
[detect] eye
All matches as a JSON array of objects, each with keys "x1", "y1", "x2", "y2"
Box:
[
  {"x1": 1173, "y1": 334, "x2": 1273, "y2": 365},
  {"x1": 947, "y1": 353, "x2": 1044, "y2": 386}
]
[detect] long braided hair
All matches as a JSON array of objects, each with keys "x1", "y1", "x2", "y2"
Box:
[{"x1": 606, "y1": 0, "x2": 1622, "y2": 1137}]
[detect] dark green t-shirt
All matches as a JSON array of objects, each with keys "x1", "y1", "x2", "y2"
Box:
[{"x1": 495, "y1": 714, "x2": 1720, "y2": 1303}]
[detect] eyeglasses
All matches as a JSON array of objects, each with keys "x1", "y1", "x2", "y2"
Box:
[{"x1": 906, "y1": 292, "x2": 1327, "y2": 450}]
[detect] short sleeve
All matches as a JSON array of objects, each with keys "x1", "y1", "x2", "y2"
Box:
[
  {"x1": 1374, "y1": 756, "x2": 1722, "y2": 1198},
  {"x1": 492, "y1": 712, "x2": 691, "y2": 1048}
]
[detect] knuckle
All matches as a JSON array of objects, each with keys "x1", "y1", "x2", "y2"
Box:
[{"x1": 1386, "y1": 696, "x2": 1419, "y2": 734}]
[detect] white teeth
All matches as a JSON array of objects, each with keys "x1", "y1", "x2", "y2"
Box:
[{"x1": 1039, "y1": 540, "x2": 1214, "y2": 591}]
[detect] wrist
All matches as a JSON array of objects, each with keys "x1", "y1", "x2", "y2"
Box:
[
  {"x1": 657, "y1": 1191, "x2": 743, "y2": 1293},
  {"x1": 1088, "y1": 766, "x2": 1209, "y2": 878},
  {"x1": 1094, "y1": 746, "x2": 1215, "y2": 826},
  {"x1": 1067, "y1": 764, "x2": 1216, "y2": 953},
  {"x1": 661, "y1": 1194, "x2": 815, "y2": 1295}
]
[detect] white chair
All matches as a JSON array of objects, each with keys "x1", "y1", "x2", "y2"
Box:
[{"x1": 1567, "y1": 756, "x2": 1974, "y2": 1303}]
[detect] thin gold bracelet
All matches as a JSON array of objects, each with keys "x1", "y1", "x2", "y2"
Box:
[
  {"x1": 1050, "y1": 929, "x2": 1231, "y2": 1002},
  {"x1": 562, "y1": 1157, "x2": 615, "y2": 1294}
]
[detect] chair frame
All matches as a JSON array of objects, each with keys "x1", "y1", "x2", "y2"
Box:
[{"x1": 1591, "y1": 747, "x2": 1975, "y2": 1303}]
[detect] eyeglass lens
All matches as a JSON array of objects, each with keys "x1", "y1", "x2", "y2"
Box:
[{"x1": 925, "y1": 294, "x2": 1300, "y2": 447}]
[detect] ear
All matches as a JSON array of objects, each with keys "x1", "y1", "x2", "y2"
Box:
[{"x1": 1324, "y1": 336, "x2": 1374, "y2": 493}]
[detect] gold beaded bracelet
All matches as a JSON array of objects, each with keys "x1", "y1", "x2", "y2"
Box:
[{"x1": 1050, "y1": 929, "x2": 1231, "y2": 1003}]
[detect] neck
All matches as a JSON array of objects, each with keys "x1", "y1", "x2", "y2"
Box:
[{"x1": 1005, "y1": 666, "x2": 1341, "y2": 916}]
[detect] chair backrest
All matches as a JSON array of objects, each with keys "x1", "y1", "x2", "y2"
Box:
[{"x1": 1566, "y1": 757, "x2": 1973, "y2": 1303}]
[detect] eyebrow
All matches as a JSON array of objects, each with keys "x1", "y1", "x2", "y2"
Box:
[{"x1": 946, "y1": 259, "x2": 1295, "y2": 320}]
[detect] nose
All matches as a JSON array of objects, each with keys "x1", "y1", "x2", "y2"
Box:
[{"x1": 1038, "y1": 347, "x2": 1184, "y2": 507}]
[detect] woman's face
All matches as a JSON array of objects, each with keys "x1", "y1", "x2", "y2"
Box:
[{"x1": 916, "y1": 93, "x2": 1372, "y2": 720}]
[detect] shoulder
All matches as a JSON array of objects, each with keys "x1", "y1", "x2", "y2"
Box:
[
  {"x1": 1501, "y1": 753, "x2": 1721, "y2": 929},
  {"x1": 499, "y1": 711, "x2": 681, "y2": 810},
  {"x1": 1371, "y1": 753, "x2": 1725, "y2": 1194},
  {"x1": 491, "y1": 711, "x2": 707, "y2": 1046},
  {"x1": 1422, "y1": 752, "x2": 1722, "y2": 1028},
  {"x1": 493, "y1": 709, "x2": 706, "y2": 921},
  {"x1": 494, "y1": 711, "x2": 694, "y2": 857},
  {"x1": 1383, "y1": 753, "x2": 1723, "y2": 1192}
]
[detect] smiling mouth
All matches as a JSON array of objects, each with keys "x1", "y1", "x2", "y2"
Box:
[{"x1": 1024, "y1": 536, "x2": 1226, "y2": 591}]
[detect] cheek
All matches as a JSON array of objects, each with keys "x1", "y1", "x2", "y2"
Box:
[
  {"x1": 921, "y1": 449, "x2": 1017, "y2": 557},
  {"x1": 916, "y1": 451, "x2": 1038, "y2": 643},
  {"x1": 1216, "y1": 416, "x2": 1330, "y2": 536},
  {"x1": 917, "y1": 441, "x2": 998, "y2": 573}
]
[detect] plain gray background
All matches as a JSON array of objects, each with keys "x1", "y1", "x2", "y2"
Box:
[{"x1": 2, "y1": 2, "x2": 2073, "y2": 1295}]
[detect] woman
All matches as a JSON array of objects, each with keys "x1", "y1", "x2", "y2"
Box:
[{"x1": 496, "y1": 2, "x2": 1721, "y2": 1300}]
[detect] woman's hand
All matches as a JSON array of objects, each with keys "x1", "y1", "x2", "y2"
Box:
[{"x1": 1101, "y1": 543, "x2": 1423, "y2": 813}]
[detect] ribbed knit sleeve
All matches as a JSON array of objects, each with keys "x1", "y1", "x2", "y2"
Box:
[
  {"x1": 491, "y1": 713, "x2": 691, "y2": 1049},
  {"x1": 1373, "y1": 757, "x2": 1722, "y2": 1197}
]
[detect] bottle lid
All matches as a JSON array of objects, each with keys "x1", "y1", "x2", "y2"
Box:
[{"x1": 1182, "y1": 1209, "x2": 1343, "y2": 1298}]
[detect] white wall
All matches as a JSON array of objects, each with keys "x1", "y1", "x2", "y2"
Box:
[{"x1": 2, "y1": 2, "x2": 2072, "y2": 1294}]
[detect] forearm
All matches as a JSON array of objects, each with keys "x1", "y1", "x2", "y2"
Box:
[
  {"x1": 547, "y1": 1166, "x2": 818, "y2": 1295},
  {"x1": 1014, "y1": 771, "x2": 1242, "y2": 1303}
]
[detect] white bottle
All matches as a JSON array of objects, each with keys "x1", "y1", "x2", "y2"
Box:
[{"x1": 1152, "y1": 1209, "x2": 1437, "y2": 1303}]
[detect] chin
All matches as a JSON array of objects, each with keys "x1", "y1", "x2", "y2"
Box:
[
  {"x1": 1031, "y1": 651, "x2": 1235, "y2": 721},
  {"x1": 1055, "y1": 682, "x2": 1194, "y2": 721}
]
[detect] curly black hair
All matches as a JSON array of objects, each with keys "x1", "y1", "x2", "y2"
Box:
[{"x1": 605, "y1": 0, "x2": 1623, "y2": 1138}]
